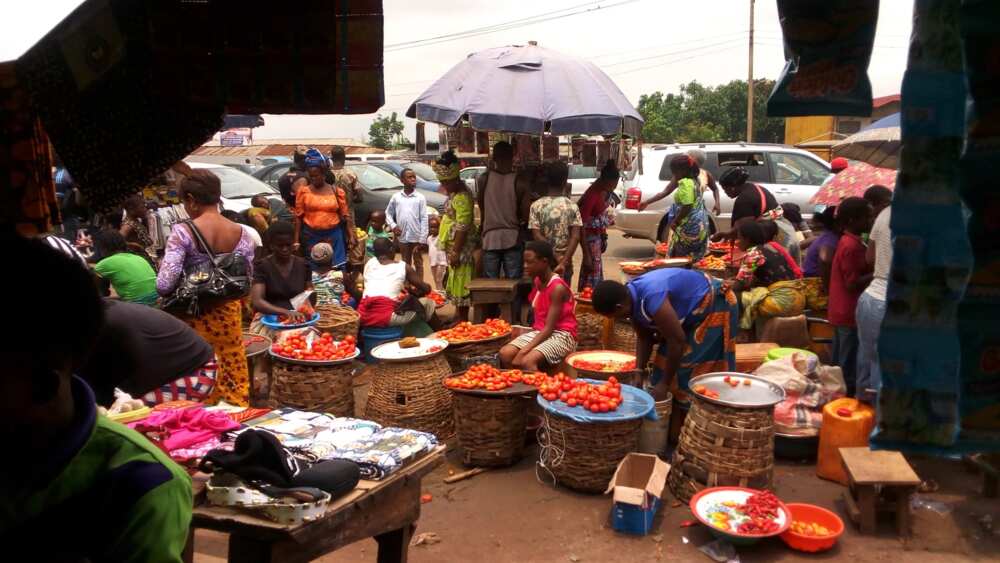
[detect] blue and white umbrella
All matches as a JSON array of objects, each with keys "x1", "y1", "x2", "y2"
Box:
[
  {"x1": 406, "y1": 43, "x2": 643, "y2": 137},
  {"x1": 832, "y1": 112, "x2": 901, "y2": 169}
]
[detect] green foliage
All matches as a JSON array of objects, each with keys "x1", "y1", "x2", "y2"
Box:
[
  {"x1": 636, "y1": 79, "x2": 785, "y2": 144},
  {"x1": 368, "y1": 112, "x2": 409, "y2": 149}
]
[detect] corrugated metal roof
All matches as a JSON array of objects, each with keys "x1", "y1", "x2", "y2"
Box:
[
  {"x1": 873, "y1": 94, "x2": 901, "y2": 108},
  {"x1": 257, "y1": 145, "x2": 384, "y2": 157},
  {"x1": 190, "y1": 145, "x2": 268, "y2": 157}
]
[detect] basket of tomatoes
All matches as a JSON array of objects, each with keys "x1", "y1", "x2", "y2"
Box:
[
  {"x1": 444, "y1": 364, "x2": 542, "y2": 467},
  {"x1": 268, "y1": 328, "x2": 360, "y2": 417},
  {"x1": 434, "y1": 319, "x2": 513, "y2": 372},
  {"x1": 565, "y1": 350, "x2": 641, "y2": 386},
  {"x1": 536, "y1": 376, "x2": 655, "y2": 493}
]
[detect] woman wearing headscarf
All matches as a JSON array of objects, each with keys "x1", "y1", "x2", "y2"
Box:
[
  {"x1": 640, "y1": 148, "x2": 722, "y2": 217},
  {"x1": 294, "y1": 148, "x2": 354, "y2": 270},
  {"x1": 157, "y1": 169, "x2": 255, "y2": 406},
  {"x1": 435, "y1": 150, "x2": 479, "y2": 321},
  {"x1": 711, "y1": 167, "x2": 801, "y2": 263},
  {"x1": 310, "y1": 242, "x2": 346, "y2": 307},
  {"x1": 728, "y1": 220, "x2": 805, "y2": 330},
  {"x1": 577, "y1": 160, "x2": 619, "y2": 290},
  {"x1": 660, "y1": 154, "x2": 710, "y2": 260}
]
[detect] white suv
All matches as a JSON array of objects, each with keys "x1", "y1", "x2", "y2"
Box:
[{"x1": 614, "y1": 143, "x2": 832, "y2": 241}]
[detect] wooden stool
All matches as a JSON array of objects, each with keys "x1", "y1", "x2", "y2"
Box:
[
  {"x1": 468, "y1": 278, "x2": 520, "y2": 323},
  {"x1": 839, "y1": 447, "x2": 921, "y2": 536}
]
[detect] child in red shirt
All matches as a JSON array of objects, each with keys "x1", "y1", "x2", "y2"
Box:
[{"x1": 828, "y1": 197, "x2": 874, "y2": 397}]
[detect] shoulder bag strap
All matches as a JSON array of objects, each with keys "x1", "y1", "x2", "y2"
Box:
[
  {"x1": 183, "y1": 219, "x2": 219, "y2": 260},
  {"x1": 754, "y1": 184, "x2": 767, "y2": 215}
]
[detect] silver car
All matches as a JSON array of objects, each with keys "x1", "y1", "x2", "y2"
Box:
[{"x1": 613, "y1": 143, "x2": 832, "y2": 240}]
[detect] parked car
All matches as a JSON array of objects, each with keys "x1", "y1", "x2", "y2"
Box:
[
  {"x1": 460, "y1": 166, "x2": 486, "y2": 193},
  {"x1": 346, "y1": 163, "x2": 446, "y2": 229},
  {"x1": 251, "y1": 161, "x2": 445, "y2": 229},
  {"x1": 344, "y1": 153, "x2": 392, "y2": 162},
  {"x1": 186, "y1": 161, "x2": 283, "y2": 213},
  {"x1": 368, "y1": 160, "x2": 442, "y2": 194},
  {"x1": 567, "y1": 164, "x2": 598, "y2": 200},
  {"x1": 613, "y1": 143, "x2": 832, "y2": 241}
]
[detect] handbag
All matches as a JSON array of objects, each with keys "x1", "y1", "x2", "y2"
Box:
[{"x1": 162, "y1": 220, "x2": 251, "y2": 316}]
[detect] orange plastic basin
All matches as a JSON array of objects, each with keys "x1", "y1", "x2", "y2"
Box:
[{"x1": 779, "y1": 503, "x2": 844, "y2": 553}]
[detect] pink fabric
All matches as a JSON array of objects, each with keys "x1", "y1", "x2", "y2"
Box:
[
  {"x1": 169, "y1": 436, "x2": 233, "y2": 462},
  {"x1": 530, "y1": 275, "x2": 577, "y2": 338},
  {"x1": 130, "y1": 406, "x2": 239, "y2": 452}
]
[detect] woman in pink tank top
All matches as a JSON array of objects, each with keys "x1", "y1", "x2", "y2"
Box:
[{"x1": 500, "y1": 241, "x2": 577, "y2": 372}]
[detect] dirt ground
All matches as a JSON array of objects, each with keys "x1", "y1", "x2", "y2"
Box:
[
  {"x1": 194, "y1": 439, "x2": 1000, "y2": 563},
  {"x1": 195, "y1": 233, "x2": 1000, "y2": 562}
]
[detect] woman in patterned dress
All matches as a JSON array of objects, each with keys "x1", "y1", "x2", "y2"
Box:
[
  {"x1": 157, "y1": 170, "x2": 255, "y2": 406},
  {"x1": 435, "y1": 150, "x2": 478, "y2": 322}
]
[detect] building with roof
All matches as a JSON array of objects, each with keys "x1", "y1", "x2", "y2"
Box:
[
  {"x1": 783, "y1": 95, "x2": 901, "y2": 161},
  {"x1": 188, "y1": 138, "x2": 382, "y2": 166}
]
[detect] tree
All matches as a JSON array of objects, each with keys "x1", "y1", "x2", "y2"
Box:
[
  {"x1": 368, "y1": 112, "x2": 409, "y2": 150},
  {"x1": 636, "y1": 79, "x2": 785, "y2": 144}
]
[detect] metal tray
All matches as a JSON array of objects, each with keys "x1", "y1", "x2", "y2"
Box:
[
  {"x1": 688, "y1": 372, "x2": 785, "y2": 409},
  {"x1": 371, "y1": 338, "x2": 449, "y2": 362}
]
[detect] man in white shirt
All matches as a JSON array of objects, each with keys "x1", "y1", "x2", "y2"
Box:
[
  {"x1": 385, "y1": 168, "x2": 429, "y2": 280},
  {"x1": 855, "y1": 201, "x2": 892, "y2": 403}
]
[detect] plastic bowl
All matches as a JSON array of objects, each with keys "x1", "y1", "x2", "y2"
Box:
[{"x1": 779, "y1": 503, "x2": 844, "y2": 553}]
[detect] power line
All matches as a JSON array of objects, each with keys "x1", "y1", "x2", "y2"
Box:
[
  {"x1": 601, "y1": 37, "x2": 750, "y2": 68},
  {"x1": 385, "y1": 0, "x2": 642, "y2": 52},
  {"x1": 385, "y1": 1, "x2": 603, "y2": 49}
]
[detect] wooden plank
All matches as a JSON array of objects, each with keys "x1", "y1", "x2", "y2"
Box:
[
  {"x1": 468, "y1": 278, "x2": 520, "y2": 292},
  {"x1": 857, "y1": 485, "x2": 877, "y2": 534},
  {"x1": 839, "y1": 447, "x2": 921, "y2": 486},
  {"x1": 469, "y1": 290, "x2": 516, "y2": 304},
  {"x1": 842, "y1": 491, "x2": 861, "y2": 525},
  {"x1": 255, "y1": 474, "x2": 423, "y2": 562},
  {"x1": 895, "y1": 486, "x2": 914, "y2": 537}
]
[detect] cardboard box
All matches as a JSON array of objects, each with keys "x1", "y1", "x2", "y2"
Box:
[{"x1": 605, "y1": 453, "x2": 670, "y2": 535}]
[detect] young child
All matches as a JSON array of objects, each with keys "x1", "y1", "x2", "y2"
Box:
[
  {"x1": 310, "y1": 242, "x2": 345, "y2": 307},
  {"x1": 426, "y1": 215, "x2": 448, "y2": 291},
  {"x1": 828, "y1": 197, "x2": 874, "y2": 397},
  {"x1": 365, "y1": 210, "x2": 394, "y2": 259},
  {"x1": 386, "y1": 168, "x2": 429, "y2": 279},
  {"x1": 246, "y1": 194, "x2": 272, "y2": 238}
]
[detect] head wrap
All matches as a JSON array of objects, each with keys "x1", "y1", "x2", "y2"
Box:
[
  {"x1": 310, "y1": 242, "x2": 333, "y2": 263},
  {"x1": 434, "y1": 150, "x2": 461, "y2": 181},
  {"x1": 304, "y1": 148, "x2": 327, "y2": 169},
  {"x1": 719, "y1": 167, "x2": 750, "y2": 187},
  {"x1": 830, "y1": 157, "x2": 849, "y2": 172}
]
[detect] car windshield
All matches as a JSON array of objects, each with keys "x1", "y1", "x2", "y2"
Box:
[
  {"x1": 351, "y1": 164, "x2": 404, "y2": 191},
  {"x1": 569, "y1": 165, "x2": 597, "y2": 179},
  {"x1": 205, "y1": 166, "x2": 278, "y2": 199},
  {"x1": 403, "y1": 162, "x2": 438, "y2": 182}
]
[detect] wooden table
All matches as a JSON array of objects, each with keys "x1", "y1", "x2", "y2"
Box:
[
  {"x1": 839, "y1": 446, "x2": 921, "y2": 536},
  {"x1": 467, "y1": 278, "x2": 521, "y2": 324},
  {"x1": 192, "y1": 445, "x2": 446, "y2": 562}
]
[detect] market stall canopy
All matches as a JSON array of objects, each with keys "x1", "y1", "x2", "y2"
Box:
[
  {"x1": 14, "y1": 0, "x2": 383, "y2": 211},
  {"x1": 406, "y1": 43, "x2": 643, "y2": 137},
  {"x1": 809, "y1": 161, "x2": 896, "y2": 207},
  {"x1": 832, "y1": 113, "x2": 901, "y2": 170}
]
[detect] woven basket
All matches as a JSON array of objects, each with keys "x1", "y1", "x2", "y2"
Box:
[
  {"x1": 539, "y1": 411, "x2": 642, "y2": 493},
  {"x1": 443, "y1": 335, "x2": 512, "y2": 372},
  {"x1": 365, "y1": 354, "x2": 455, "y2": 439},
  {"x1": 316, "y1": 305, "x2": 360, "y2": 341},
  {"x1": 575, "y1": 303, "x2": 605, "y2": 351},
  {"x1": 668, "y1": 397, "x2": 775, "y2": 502},
  {"x1": 269, "y1": 358, "x2": 355, "y2": 417},
  {"x1": 609, "y1": 320, "x2": 637, "y2": 354},
  {"x1": 452, "y1": 392, "x2": 527, "y2": 467}
]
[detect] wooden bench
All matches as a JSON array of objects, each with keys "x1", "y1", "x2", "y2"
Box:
[
  {"x1": 839, "y1": 447, "x2": 921, "y2": 536},
  {"x1": 467, "y1": 278, "x2": 522, "y2": 324}
]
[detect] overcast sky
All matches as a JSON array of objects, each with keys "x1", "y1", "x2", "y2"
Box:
[{"x1": 2, "y1": 0, "x2": 913, "y2": 143}]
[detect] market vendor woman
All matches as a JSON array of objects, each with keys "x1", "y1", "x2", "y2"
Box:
[
  {"x1": 500, "y1": 241, "x2": 577, "y2": 372},
  {"x1": 591, "y1": 268, "x2": 738, "y2": 400}
]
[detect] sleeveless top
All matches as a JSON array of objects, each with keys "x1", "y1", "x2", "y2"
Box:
[{"x1": 530, "y1": 275, "x2": 577, "y2": 338}]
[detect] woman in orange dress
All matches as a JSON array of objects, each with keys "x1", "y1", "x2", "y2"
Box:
[{"x1": 294, "y1": 149, "x2": 355, "y2": 269}]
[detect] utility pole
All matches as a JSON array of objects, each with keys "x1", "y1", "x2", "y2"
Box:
[{"x1": 746, "y1": 0, "x2": 755, "y2": 142}]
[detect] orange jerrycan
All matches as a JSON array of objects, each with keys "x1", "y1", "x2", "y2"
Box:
[{"x1": 816, "y1": 398, "x2": 876, "y2": 484}]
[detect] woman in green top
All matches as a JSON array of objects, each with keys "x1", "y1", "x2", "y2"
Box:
[
  {"x1": 663, "y1": 154, "x2": 709, "y2": 260},
  {"x1": 93, "y1": 229, "x2": 159, "y2": 305},
  {"x1": 434, "y1": 151, "x2": 478, "y2": 321}
]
